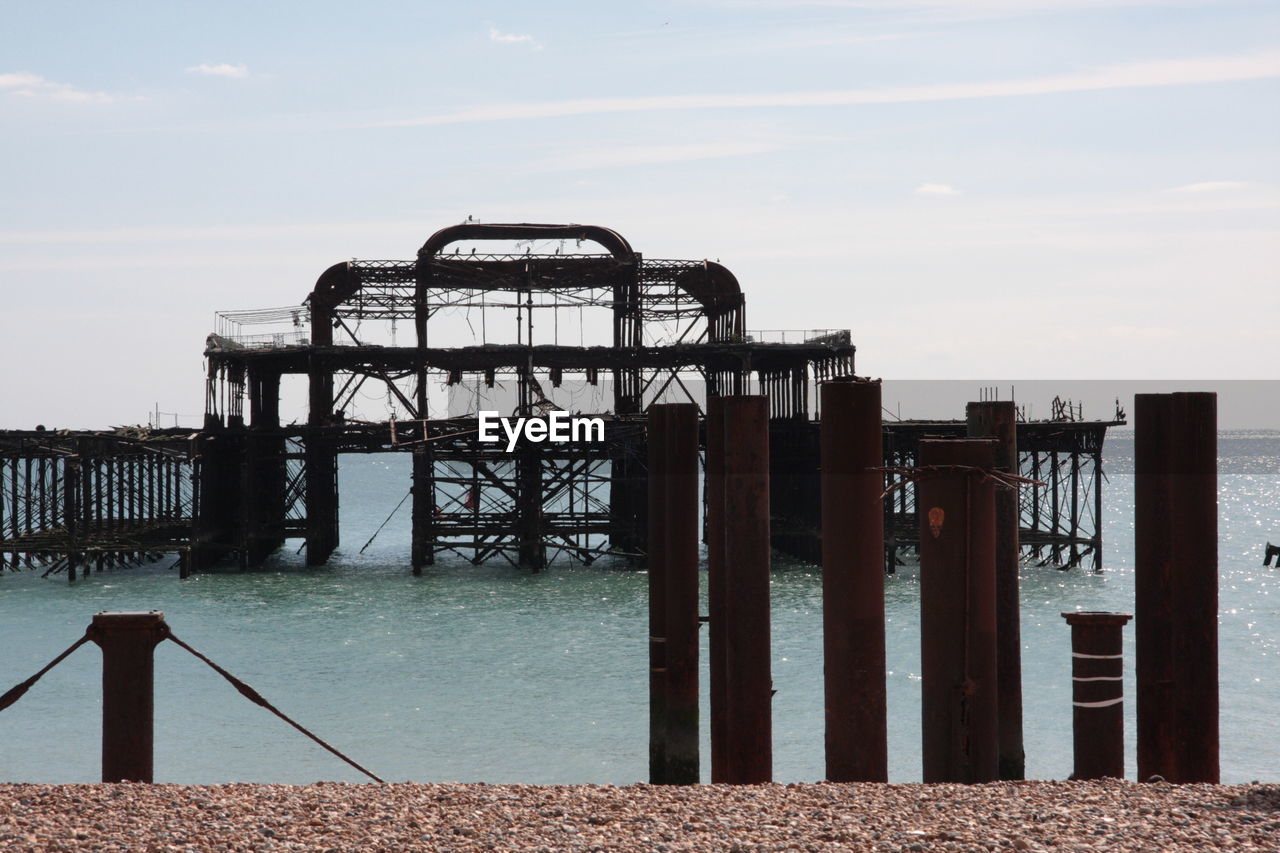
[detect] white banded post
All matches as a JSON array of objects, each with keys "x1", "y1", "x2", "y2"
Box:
[{"x1": 1062, "y1": 611, "x2": 1133, "y2": 780}]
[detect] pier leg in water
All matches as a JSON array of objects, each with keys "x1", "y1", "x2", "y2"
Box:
[
  {"x1": 91, "y1": 611, "x2": 168, "y2": 783},
  {"x1": 966, "y1": 400, "x2": 1025, "y2": 781},
  {"x1": 820, "y1": 379, "x2": 887, "y2": 782},
  {"x1": 917, "y1": 439, "x2": 1000, "y2": 784},
  {"x1": 1062, "y1": 611, "x2": 1132, "y2": 780},
  {"x1": 411, "y1": 444, "x2": 435, "y2": 574}
]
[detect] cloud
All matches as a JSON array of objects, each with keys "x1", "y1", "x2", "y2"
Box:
[
  {"x1": 185, "y1": 63, "x2": 250, "y2": 78},
  {"x1": 1166, "y1": 181, "x2": 1253, "y2": 194},
  {"x1": 710, "y1": 0, "x2": 1229, "y2": 20},
  {"x1": 489, "y1": 28, "x2": 542, "y2": 49},
  {"x1": 374, "y1": 50, "x2": 1280, "y2": 128},
  {"x1": 916, "y1": 183, "x2": 960, "y2": 195},
  {"x1": 539, "y1": 141, "x2": 779, "y2": 171},
  {"x1": 0, "y1": 71, "x2": 114, "y2": 103}
]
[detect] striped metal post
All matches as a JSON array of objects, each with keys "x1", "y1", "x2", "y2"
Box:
[{"x1": 1062, "y1": 611, "x2": 1132, "y2": 780}]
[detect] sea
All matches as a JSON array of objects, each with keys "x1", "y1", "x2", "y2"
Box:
[{"x1": 1, "y1": 430, "x2": 1276, "y2": 785}]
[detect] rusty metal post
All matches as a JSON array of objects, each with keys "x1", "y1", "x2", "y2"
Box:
[
  {"x1": 720, "y1": 395, "x2": 772, "y2": 784},
  {"x1": 820, "y1": 379, "x2": 887, "y2": 782},
  {"x1": 1136, "y1": 392, "x2": 1220, "y2": 783},
  {"x1": 1169, "y1": 392, "x2": 1218, "y2": 783},
  {"x1": 663, "y1": 403, "x2": 700, "y2": 784},
  {"x1": 1062, "y1": 611, "x2": 1132, "y2": 780},
  {"x1": 91, "y1": 611, "x2": 167, "y2": 783},
  {"x1": 966, "y1": 400, "x2": 1025, "y2": 780},
  {"x1": 917, "y1": 438, "x2": 1000, "y2": 783},
  {"x1": 1135, "y1": 393, "x2": 1173, "y2": 782},
  {"x1": 706, "y1": 396, "x2": 728, "y2": 783},
  {"x1": 647, "y1": 405, "x2": 670, "y2": 784}
]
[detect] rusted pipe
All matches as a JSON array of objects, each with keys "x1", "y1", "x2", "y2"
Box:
[
  {"x1": 1062, "y1": 611, "x2": 1132, "y2": 780},
  {"x1": 720, "y1": 395, "x2": 772, "y2": 784},
  {"x1": 663, "y1": 403, "x2": 700, "y2": 784},
  {"x1": 1134, "y1": 393, "x2": 1173, "y2": 782},
  {"x1": 1136, "y1": 392, "x2": 1218, "y2": 783},
  {"x1": 91, "y1": 611, "x2": 167, "y2": 783},
  {"x1": 706, "y1": 397, "x2": 728, "y2": 783},
  {"x1": 647, "y1": 405, "x2": 670, "y2": 784},
  {"x1": 966, "y1": 400, "x2": 1025, "y2": 781},
  {"x1": 1168, "y1": 392, "x2": 1218, "y2": 783},
  {"x1": 820, "y1": 379, "x2": 887, "y2": 782},
  {"x1": 917, "y1": 439, "x2": 1000, "y2": 784}
]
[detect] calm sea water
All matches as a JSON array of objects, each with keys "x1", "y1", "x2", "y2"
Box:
[{"x1": 2, "y1": 431, "x2": 1276, "y2": 784}]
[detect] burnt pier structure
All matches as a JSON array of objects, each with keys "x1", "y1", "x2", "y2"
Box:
[{"x1": 2, "y1": 223, "x2": 1120, "y2": 577}]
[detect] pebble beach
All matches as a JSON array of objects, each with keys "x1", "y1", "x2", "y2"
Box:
[{"x1": 2, "y1": 779, "x2": 1277, "y2": 852}]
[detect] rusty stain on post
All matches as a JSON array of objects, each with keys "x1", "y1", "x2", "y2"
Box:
[
  {"x1": 1062, "y1": 611, "x2": 1132, "y2": 780},
  {"x1": 820, "y1": 379, "x2": 887, "y2": 782}
]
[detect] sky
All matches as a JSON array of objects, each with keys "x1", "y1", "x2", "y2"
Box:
[{"x1": 1, "y1": 0, "x2": 1278, "y2": 429}]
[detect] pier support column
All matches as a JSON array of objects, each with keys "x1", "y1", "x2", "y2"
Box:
[
  {"x1": 91, "y1": 611, "x2": 167, "y2": 783},
  {"x1": 820, "y1": 379, "x2": 887, "y2": 782},
  {"x1": 242, "y1": 367, "x2": 285, "y2": 568},
  {"x1": 918, "y1": 438, "x2": 1000, "y2": 784},
  {"x1": 966, "y1": 400, "x2": 1025, "y2": 780},
  {"x1": 718, "y1": 395, "x2": 772, "y2": 784},
  {"x1": 516, "y1": 443, "x2": 545, "y2": 571},
  {"x1": 1135, "y1": 392, "x2": 1219, "y2": 783},
  {"x1": 411, "y1": 444, "x2": 435, "y2": 574},
  {"x1": 1062, "y1": 611, "x2": 1132, "y2": 780},
  {"x1": 305, "y1": 352, "x2": 338, "y2": 567}
]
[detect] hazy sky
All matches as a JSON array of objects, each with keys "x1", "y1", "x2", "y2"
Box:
[{"x1": 2, "y1": 0, "x2": 1277, "y2": 428}]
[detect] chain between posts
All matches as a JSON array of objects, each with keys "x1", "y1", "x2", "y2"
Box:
[
  {"x1": 161, "y1": 630, "x2": 386, "y2": 784},
  {"x1": 0, "y1": 624, "x2": 386, "y2": 784},
  {"x1": 0, "y1": 631, "x2": 93, "y2": 712}
]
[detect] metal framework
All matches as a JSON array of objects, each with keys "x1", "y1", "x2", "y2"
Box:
[
  {"x1": 197, "y1": 223, "x2": 853, "y2": 572},
  {"x1": 1, "y1": 223, "x2": 1121, "y2": 578},
  {"x1": 0, "y1": 429, "x2": 192, "y2": 578}
]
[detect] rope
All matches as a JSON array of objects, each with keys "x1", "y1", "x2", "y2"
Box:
[
  {"x1": 163, "y1": 631, "x2": 385, "y2": 783},
  {"x1": 0, "y1": 632, "x2": 91, "y2": 713}
]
